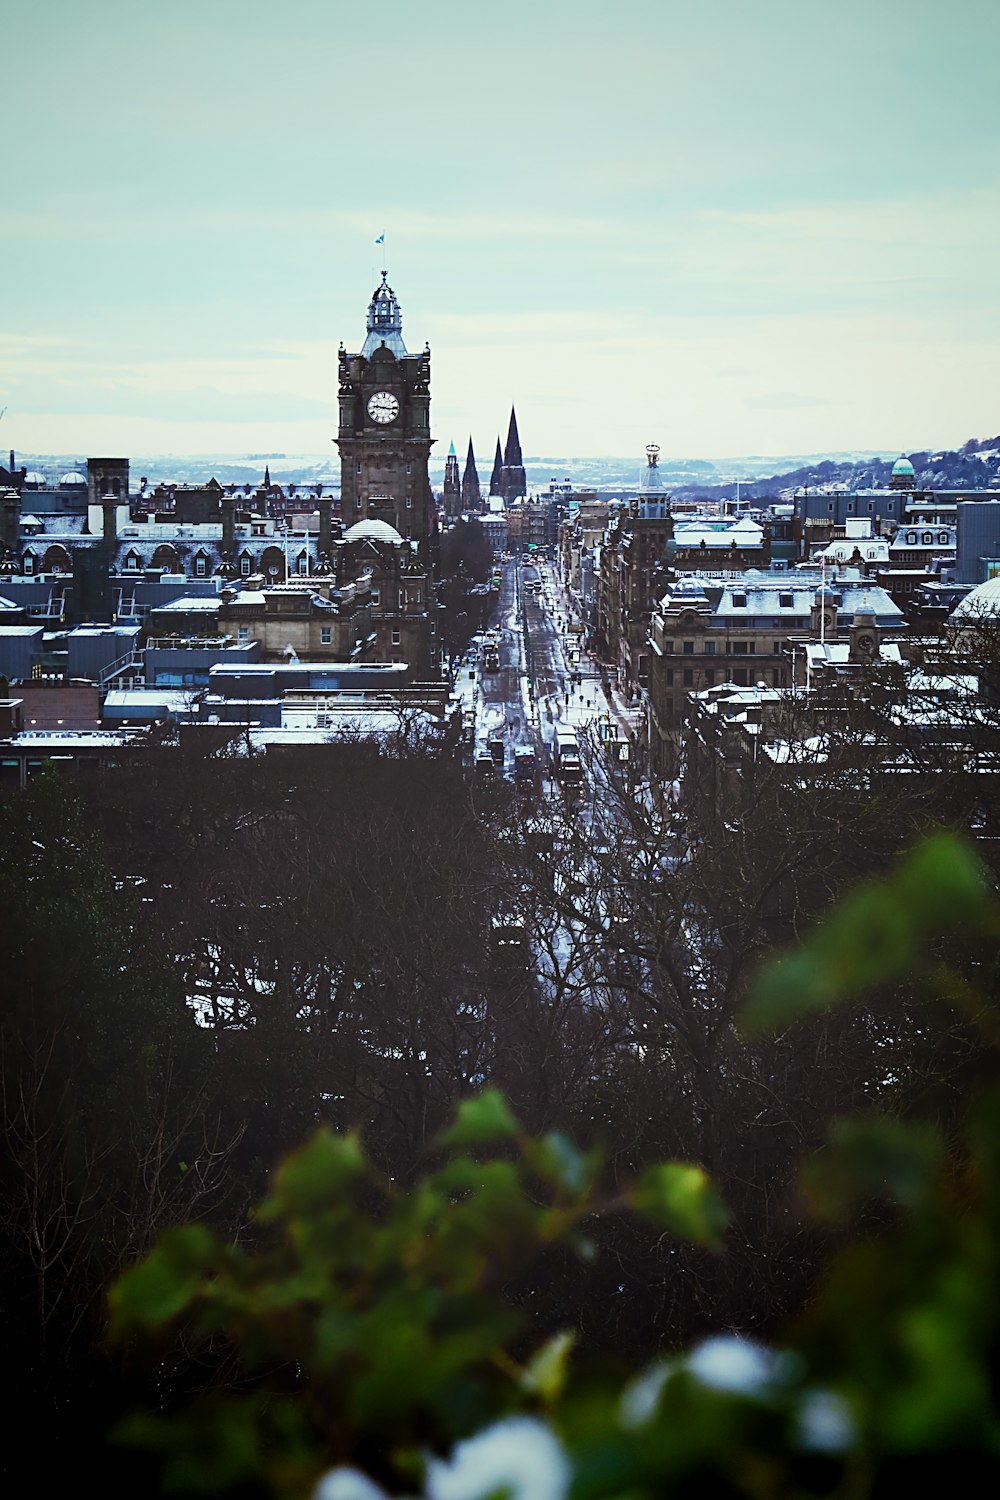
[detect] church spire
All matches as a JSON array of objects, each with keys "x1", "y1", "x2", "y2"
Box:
[
  {"x1": 499, "y1": 407, "x2": 526, "y2": 502},
  {"x1": 461, "y1": 437, "x2": 481, "y2": 511},
  {"x1": 489, "y1": 437, "x2": 503, "y2": 497},
  {"x1": 442, "y1": 441, "x2": 461, "y2": 517},
  {"x1": 504, "y1": 406, "x2": 523, "y2": 466}
]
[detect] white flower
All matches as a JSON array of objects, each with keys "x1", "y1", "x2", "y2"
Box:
[
  {"x1": 795, "y1": 1389, "x2": 855, "y2": 1453},
  {"x1": 426, "y1": 1416, "x2": 570, "y2": 1500},
  {"x1": 619, "y1": 1360, "x2": 673, "y2": 1428},
  {"x1": 685, "y1": 1335, "x2": 798, "y2": 1397},
  {"x1": 314, "y1": 1470, "x2": 402, "y2": 1500}
]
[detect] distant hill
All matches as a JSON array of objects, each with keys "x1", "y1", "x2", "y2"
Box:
[
  {"x1": 670, "y1": 435, "x2": 1000, "y2": 503},
  {"x1": 12, "y1": 436, "x2": 999, "y2": 498}
]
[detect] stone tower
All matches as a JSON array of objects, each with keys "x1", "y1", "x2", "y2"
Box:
[
  {"x1": 442, "y1": 441, "x2": 461, "y2": 518},
  {"x1": 499, "y1": 406, "x2": 526, "y2": 502},
  {"x1": 335, "y1": 272, "x2": 435, "y2": 557}
]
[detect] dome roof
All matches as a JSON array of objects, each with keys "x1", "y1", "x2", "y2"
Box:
[
  {"x1": 23, "y1": 471, "x2": 47, "y2": 488},
  {"x1": 343, "y1": 518, "x2": 403, "y2": 545},
  {"x1": 673, "y1": 576, "x2": 707, "y2": 597},
  {"x1": 59, "y1": 470, "x2": 87, "y2": 487},
  {"x1": 949, "y1": 577, "x2": 1000, "y2": 622},
  {"x1": 892, "y1": 455, "x2": 915, "y2": 476}
]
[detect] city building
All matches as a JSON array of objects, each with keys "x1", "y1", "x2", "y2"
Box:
[{"x1": 646, "y1": 572, "x2": 904, "y2": 777}]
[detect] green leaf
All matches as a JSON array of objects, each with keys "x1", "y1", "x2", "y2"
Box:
[
  {"x1": 524, "y1": 1131, "x2": 598, "y2": 1198},
  {"x1": 441, "y1": 1090, "x2": 521, "y2": 1150},
  {"x1": 631, "y1": 1163, "x2": 728, "y2": 1249},
  {"x1": 109, "y1": 1224, "x2": 216, "y2": 1333},
  {"x1": 802, "y1": 1117, "x2": 944, "y2": 1221},
  {"x1": 520, "y1": 1330, "x2": 576, "y2": 1402},
  {"x1": 741, "y1": 832, "x2": 995, "y2": 1036},
  {"x1": 260, "y1": 1128, "x2": 366, "y2": 1220}
]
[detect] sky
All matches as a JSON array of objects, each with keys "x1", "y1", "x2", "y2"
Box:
[{"x1": 4, "y1": 0, "x2": 999, "y2": 463}]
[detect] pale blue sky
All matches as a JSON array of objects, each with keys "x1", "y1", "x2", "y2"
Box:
[{"x1": 5, "y1": 0, "x2": 999, "y2": 460}]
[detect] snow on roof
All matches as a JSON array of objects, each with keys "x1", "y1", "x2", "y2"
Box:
[
  {"x1": 343, "y1": 519, "x2": 403, "y2": 544},
  {"x1": 152, "y1": 595, "x2": 221, "y2": 612}
]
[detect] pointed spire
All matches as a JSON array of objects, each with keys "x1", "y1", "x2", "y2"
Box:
[
  {"x1": 442, "y1": 442, "x2": 461, "y2": 517},
  {"x1": 462, "y1": 438, "x2": 481, "y2": 510},
  {"x1": 504, "y1": 406, "x2": 522, "y2": 467},
  {"x1": 489, "y1": 437, "x2": 504, "y2": 497},
  {"x1": 264, "y1": 464, "x2": 271, "y2": 488}
]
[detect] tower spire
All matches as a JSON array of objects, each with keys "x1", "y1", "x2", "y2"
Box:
[
  {"x1": 442, "y1": 441, "x2": 461, "y2": 517},
  {"x1": 489, "y1": 437, "x2": 504, "y2": 497},
  {"x1": 504, "y1": 406, "x2": 523, "y2": 466},
  {"x1": 499, "y1": 407, "x2": 526, "y2": 501},
  {"x1": 361, "y1": 271, "x2": 407, "y2": 358},
  {"x1": 462, "y1": 437, "x2": 481, "y2": 511}
]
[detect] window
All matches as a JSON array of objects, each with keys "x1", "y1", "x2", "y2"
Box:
[
  {"x1": 298, "y1": 555, "x2": 308, "y2": 574},
  {"x1": 405, "y1": 495, "x2": 412, "y2": 509},
  {"x1": 371, "y1": 588, "x2": 380, "y2": 605},
  {"x1": 23, "y1": 555, "x2": 34, "y2": 575},
  {"x1": 704, "y1": 641, "x2": 715, "y2": 654},
  {"x1": 732, "y1": 593, "x2": 747, "y2": 607},
  {"x1": 356, "y1": 496, "x2": 363, "y2": 508},
  {"x1": 391, "y1": 627, "x2": 401, "y2": 645},
  {"x1": 240, "y1": 556, "x2": 251, "y2": 576},
  {"x1": 406, "y1": 463, "x2": 412, "y2": 475},
  {"x1": 320, "y1": 626, "x2": 332, "y2": 644},
  {"x1": 665, "y1": 669, "x2": 674, "y2": 686},
  {"x1": 682, "y1": 668, "x2": 693, "y2": 687},
  {"x1": 663, "y1": 640, "x2": 673, "y2": 653},
  {"x1": 772, "y1": 668, "x2": 781, "y2": 685},
  {"x1": 124, "y1": 552, "x2": 140, "y2": 571},
  {"x1": 683, "y1": 639, "x2": 694, "y2": 654},
  {"x1": 237, "y1": 626, "x2": 249, "y2": 642},
  {"x1": 733, "y1": 641, "x2": 748, "y2": 654},
  {"x1": 779, "y1": 593, "x2": 793, "y2": 608},
  {"x1": 195, "y1": 556, "x2": 207, "y2": 577},
  {"x1": 356, "y1": 462, "x2": 362, "y2": 474},
  {"x1": 773, "y1": 641, "x2": 782, "y2": 655},
  {"x1": 734, "y1": 668, "x2": 748, "y2": 686},
  {"x1": 705, "y1": 668, "x2": 715, "y2": 686}
]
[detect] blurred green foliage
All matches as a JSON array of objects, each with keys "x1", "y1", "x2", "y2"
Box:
[{"x1": 108, "y1": 833, "x2": 1000, "y2": 1496}]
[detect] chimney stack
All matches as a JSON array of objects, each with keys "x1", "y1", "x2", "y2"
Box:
[{"x1": 318, "y1": 493, "x2": 333, "y2": 557}]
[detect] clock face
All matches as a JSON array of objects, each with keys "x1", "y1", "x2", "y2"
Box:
[{"x1": 367, "y1": 390, "x2": 399, "y2": 424}]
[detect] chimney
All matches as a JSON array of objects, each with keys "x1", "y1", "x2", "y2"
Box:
[
  {"x1": 102, "y1": 491, "x2": 117, "y2": 546},
  {"x1": 318, "y1": 493, "x2": 333, "y2": 557},
  {"x1": 221, "y1": 489, "x2": 235, "y2": 558},
  {"x1": 0, "y1": 488, "x2": 20, "y2": 556}
]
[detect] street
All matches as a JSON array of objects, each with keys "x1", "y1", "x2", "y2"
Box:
[{"x1": 463, "y1": 555, "x2": 641, "y2": 790}]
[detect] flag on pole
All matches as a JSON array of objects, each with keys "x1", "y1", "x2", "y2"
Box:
[{"x1": 375, "y1": 234, "x2": 385, "y2": 244}]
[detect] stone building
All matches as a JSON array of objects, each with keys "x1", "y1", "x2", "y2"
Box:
[
  {"x1": 335, "y1": 272, "x2": 436, "y2": 558},
  {"x1": 646, "y1": 573, "x2": 904, "y2": 777}
]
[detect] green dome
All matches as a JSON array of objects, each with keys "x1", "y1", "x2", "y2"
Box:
[{"x1": 892, "y1": 455, "x2": 915, "y2": 476}]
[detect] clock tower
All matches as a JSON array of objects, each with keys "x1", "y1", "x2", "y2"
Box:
[{"x1": 336, "y1": 272, "x2": 435, "y2": 556}]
